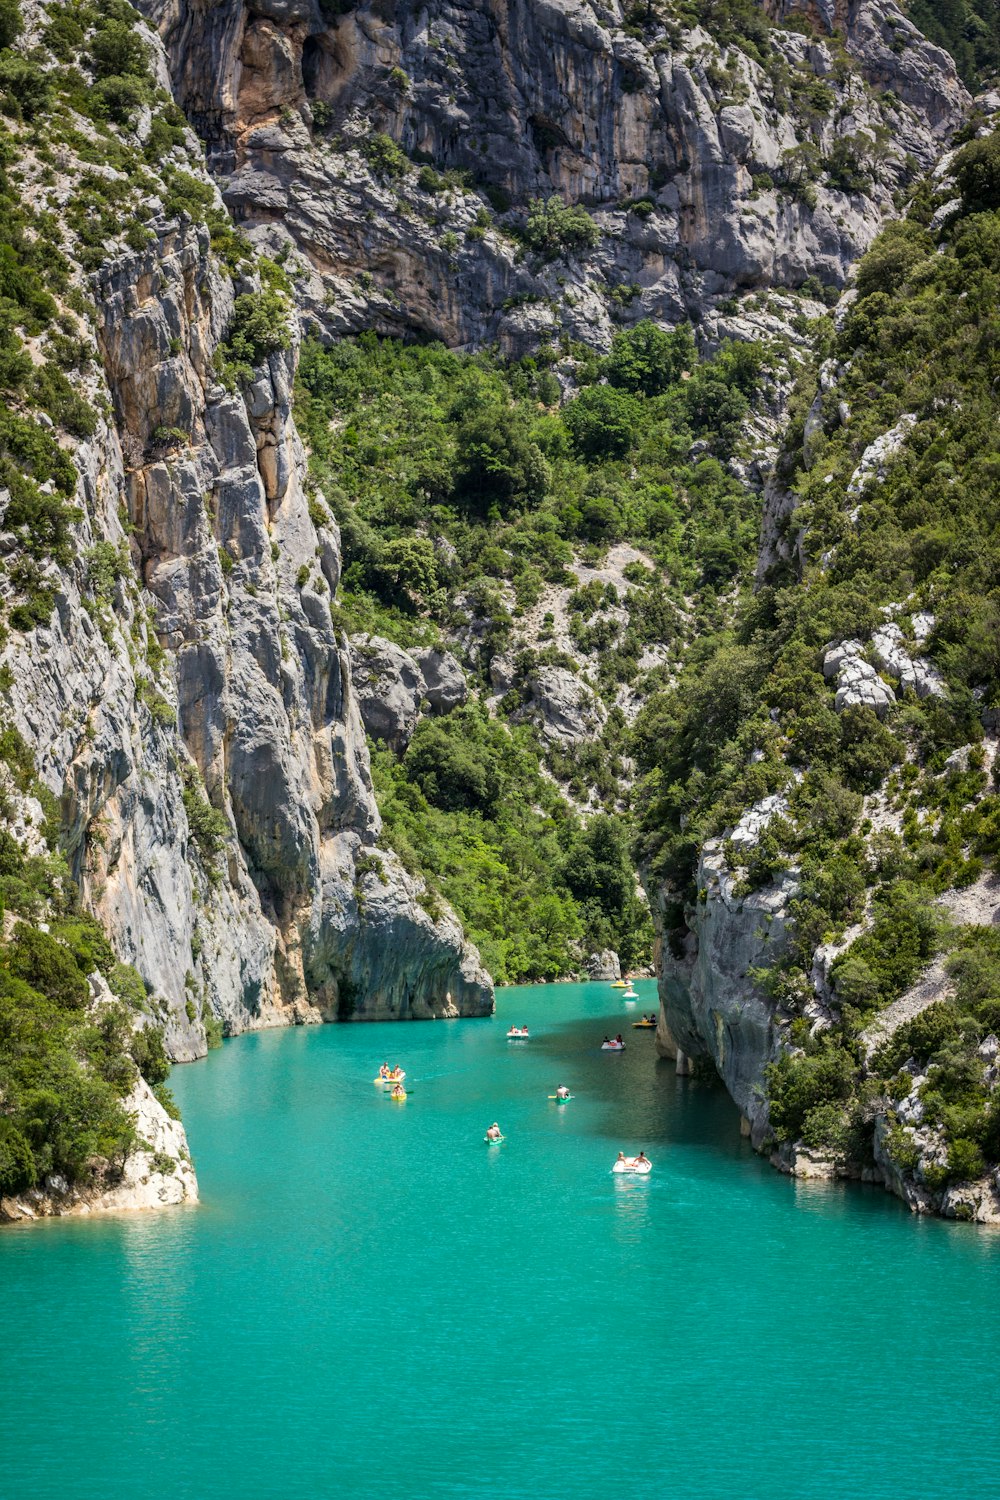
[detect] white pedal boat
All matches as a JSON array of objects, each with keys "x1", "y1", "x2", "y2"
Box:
[
  {"x1": 601, "y1": 1041, "x2": 625, "y2": 1051},
  {"x1": 612, "y1": 1157, "x2": 652, "y2": 1175},
  {"x1": 506, "y1": 1028, "x2": 529, "y2": 1040}
]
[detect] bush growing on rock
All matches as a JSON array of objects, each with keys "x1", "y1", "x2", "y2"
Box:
[
  {"x1": 523, "y1": 196, "x2": 600, "y2": 259},
  {"x1": 217, "y1": 290, "x2": 291, "y2": 387},
  {"x1": 605, "y1": 321, "x2": 697, "y2": 397},
  {"x1": 767, "y1": 1046, "x2": 855, "y2": 1144}
]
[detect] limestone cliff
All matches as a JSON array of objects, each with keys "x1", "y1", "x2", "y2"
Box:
[
  {"x1": 138, "y1": 0, "x2": 968, "y2": 351},
  {"x1": 0, "y1": 2, "x2": 492, "y2": 1069}
]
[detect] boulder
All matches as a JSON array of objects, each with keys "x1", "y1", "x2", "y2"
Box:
[
  {"x1": 517, "y1": 666, "x2": 607, "y2": 746},
  {"x1": 586, "y1": 949, "x2": 621, "y2": 981},
  {"x1": 349, "y1": 635, "x2": 425, "y2": 751},
  {"x1": 413, "y1": 648, "x2": 468, "y2": 713}
]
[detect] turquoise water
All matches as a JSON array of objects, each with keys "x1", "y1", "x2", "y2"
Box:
[{"x1": 2, "y1": 978, "x2": 1000, "y2": 1500}]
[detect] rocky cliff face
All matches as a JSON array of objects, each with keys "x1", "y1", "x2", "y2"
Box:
[
  {"x1": 139, "y1": 0, "x2": 968, "y2": 352},
  {"x1": 655, "y1": 833, "x2": 798, "y2": 1146},
  {"x1": 1, "y1": 4, "x2": 492, "y2": 1066}
]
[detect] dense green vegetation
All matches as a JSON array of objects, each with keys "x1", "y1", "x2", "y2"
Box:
[
  {"x1": 297, "y1": 324, "x2": 772, "y2": 975},
  {"x1": 0, "y1": 733, "x2": 177, "y2": 1197},
  {"x1": 370, "y1": 706, "x2": 650, "y2": 982},
  {"x1": 631, "y1": 129, "x2": 1000, "y2": 1182},
  {"x1": 909, "y1": 0, "x2": 1000, "y2": 91}
]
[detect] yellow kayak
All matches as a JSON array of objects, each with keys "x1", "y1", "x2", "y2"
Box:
[
  {"x1": 610, "y1": 981, "x2": 627, "y2": 988},
  {"x1": 390, "y1": 1090, "x2": 407, "y2": 1100},
  {"x1": 632, "y1": 1021, "x2": 656, "y2": 1029}
]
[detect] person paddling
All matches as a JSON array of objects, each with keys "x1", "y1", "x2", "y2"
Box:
[
  {"x1": 486, "y1": 1122, "x2": 502, "y2": 1141},
  {"x1": 555, "y1": 1085, "x2": 570, "y2": 1099}
]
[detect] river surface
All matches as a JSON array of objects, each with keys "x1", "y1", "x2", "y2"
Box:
[{"x1": 3, "y1": 979, "x2": 1000, "y2": 1500}]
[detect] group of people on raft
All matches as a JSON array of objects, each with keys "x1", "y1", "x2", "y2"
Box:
[
  {"x1": 378, "y1": 1062, "x2": 407, "y2": 1099},
  {"x1": 602, "y1": 1034, "x2": 626, "y2": 1048}
]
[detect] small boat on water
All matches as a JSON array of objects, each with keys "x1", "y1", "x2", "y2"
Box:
[
  {"x1": 612, "y1": 1155, "x2": 652, "y2": 1175},
  {"x1": 632, "y1": 1019, "x2": 656, "y2": 1029},
  {"x1": 485, "y1": 1133, "x2": 505, "y2": 1145},
  {"x1": 548, "y1": 1093, "x2": 574, "y2": 1103},
  {"x1": 390, "y1": 1088, "x2": 407, "y2": 1100},
  {"x1": 506, "y1": 1027, "x2": 529, "y2": 1040},
  {"x1": 601, "y1": 1041, "x2": 626, "y2": 1051},
  {"x1": 623, "y1": 987, "x2": 639, "y2": 1000},
  {"x1": 373, "y1": 1070, "x2": 406, "y2": 1086},
  {"x1": 610, "y1": 980, "x2": 627, "y2": 989}
]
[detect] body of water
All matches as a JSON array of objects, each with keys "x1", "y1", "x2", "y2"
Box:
[{"x1": 3, "y1": 979, "x2": 999, "y2": 1499}]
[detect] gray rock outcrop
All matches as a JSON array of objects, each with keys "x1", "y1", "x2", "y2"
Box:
[
  {"x1": 413, "y1": 648, "x2": 468, "y2": 713},
  {"x1": 349, "y1": 637, "x2": 469, "y2": 751},
  {"x1": 822, "y1": 640, "x2": 896, "y2": 716},
  {"x1": 515, "y1": 665, "x2": 607, "y2": 746},
  {"x1": 586, "y1": 949, "x2": 621, "y2": 981},
  {"x1": 350, "y1": 635, "x2": 427, "y2": 751},
  {"x1": 655, "y1": 838, "x2": 799, "y2": 1147}
]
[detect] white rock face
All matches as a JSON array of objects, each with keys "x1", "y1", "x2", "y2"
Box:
[
  {"x1": 0, "y1": 1076, "x2": 198, "y2": 1223},
  {"x1": 822, "y1": 640, "x2": 896, "y2": 716},
  {"x1": 3, "y1": 219, "x2": 493, "y2": 1055},
  {"x1": 413, "y1": 648, "x2": 468, "y2": 714},
  {"x1": 350, "y1": 635, "x2": 427, "y2": 752},
  {"x1": 870, "y1": 623, "x2": 946, "y2": 700},
  {"x1": 726, "y1": 794, "x2": 789, "y2": 853},
  {"x1": 586, "y1": 949, "x2": 621, "y2": 981},
  {"x1": 514, "y1": 665, "x2": 607, "y2": 746},
  {"x1": 348, "y1": 637, "x2": 469, "y2": 751},
  {"x1": 846, "y1": 414, "x2": 917, "y2": 496},
  {"x1": 139, "y1": 0, "x2": 968, "y2": 351}
]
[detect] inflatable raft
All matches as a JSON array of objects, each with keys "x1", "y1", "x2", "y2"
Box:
[{"x1": 612, "y1": 1157, "x2": 652, "y2": 1175}]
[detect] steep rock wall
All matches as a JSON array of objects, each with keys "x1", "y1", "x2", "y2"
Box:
[
  {"x1": 139, "y1": 0, "x2": 968, "y2": 350},
  {"x1": 2, "y1": 152, "x2": 492, "y2": 1061}
]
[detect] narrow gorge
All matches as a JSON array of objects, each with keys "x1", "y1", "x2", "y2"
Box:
[{"x1": 2, "y1": 0, "x2": 1000, "y2": 1228}]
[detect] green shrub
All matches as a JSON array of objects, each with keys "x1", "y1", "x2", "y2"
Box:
[
  {"x1": 947, "y1": 1136, "x2": 986, "y2": 1182},
  {"x1": 954, "y1": 131, "x2": 1000, "y2": 215},
  {"x1": 217, "y1": 290, "x2": 291, "y2": 387},
  {"x1": 767, "y1": 1044, "x2": 855, "y2": 1142},
  {"x1": 0, "y1": 0, "x2": 22, "y2": 51},
  {"x1": 360, "y1": 132, "x2": 409, "y2": 179},
  {"x1": 523, "y1": 197, "x2": 600, "y2": 259},
  {"x1": 563, "y1": 385, "x2": 640, "y2": 458}
]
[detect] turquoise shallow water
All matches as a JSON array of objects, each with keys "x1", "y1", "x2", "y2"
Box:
[{"x1": 3, "y1": 978, "x2": 1000, "y2": 1500}]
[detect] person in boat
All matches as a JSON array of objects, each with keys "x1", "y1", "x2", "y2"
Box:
[
  {"x1": 602, "y1": 1035, "x2": 611, "y2": 1046},
  {"x1": 615, "y1": 1034, "x2": 624, "y2": 1046},
  {"x1": 379, "y1": 1062, "x2": 391, "y2": 1079},
  {"x1": 486, "y1": 1122, "x2": 502, "y2": 1141},
  {"x1": 555, "y1": 1085, "x2": 570, "y2": 1099},
  {"x1": 616, "y1": 1151, "x2": 626, "y2": 1164},
  {"x1": 391, "y1": 1083, "x2": 405, "y2": 1098},
  {"x1": 635, "y1": 1151, "x2": 649, "y2": 1165}
]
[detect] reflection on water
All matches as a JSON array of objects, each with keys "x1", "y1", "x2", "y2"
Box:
[{"x1": 611, "y1": 1174, "x2": 652, "y2": 1243}]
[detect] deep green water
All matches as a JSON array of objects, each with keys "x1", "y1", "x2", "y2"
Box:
[{"x1": 3, "y1": 978, "x2": 1000, "y2": 1500}]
